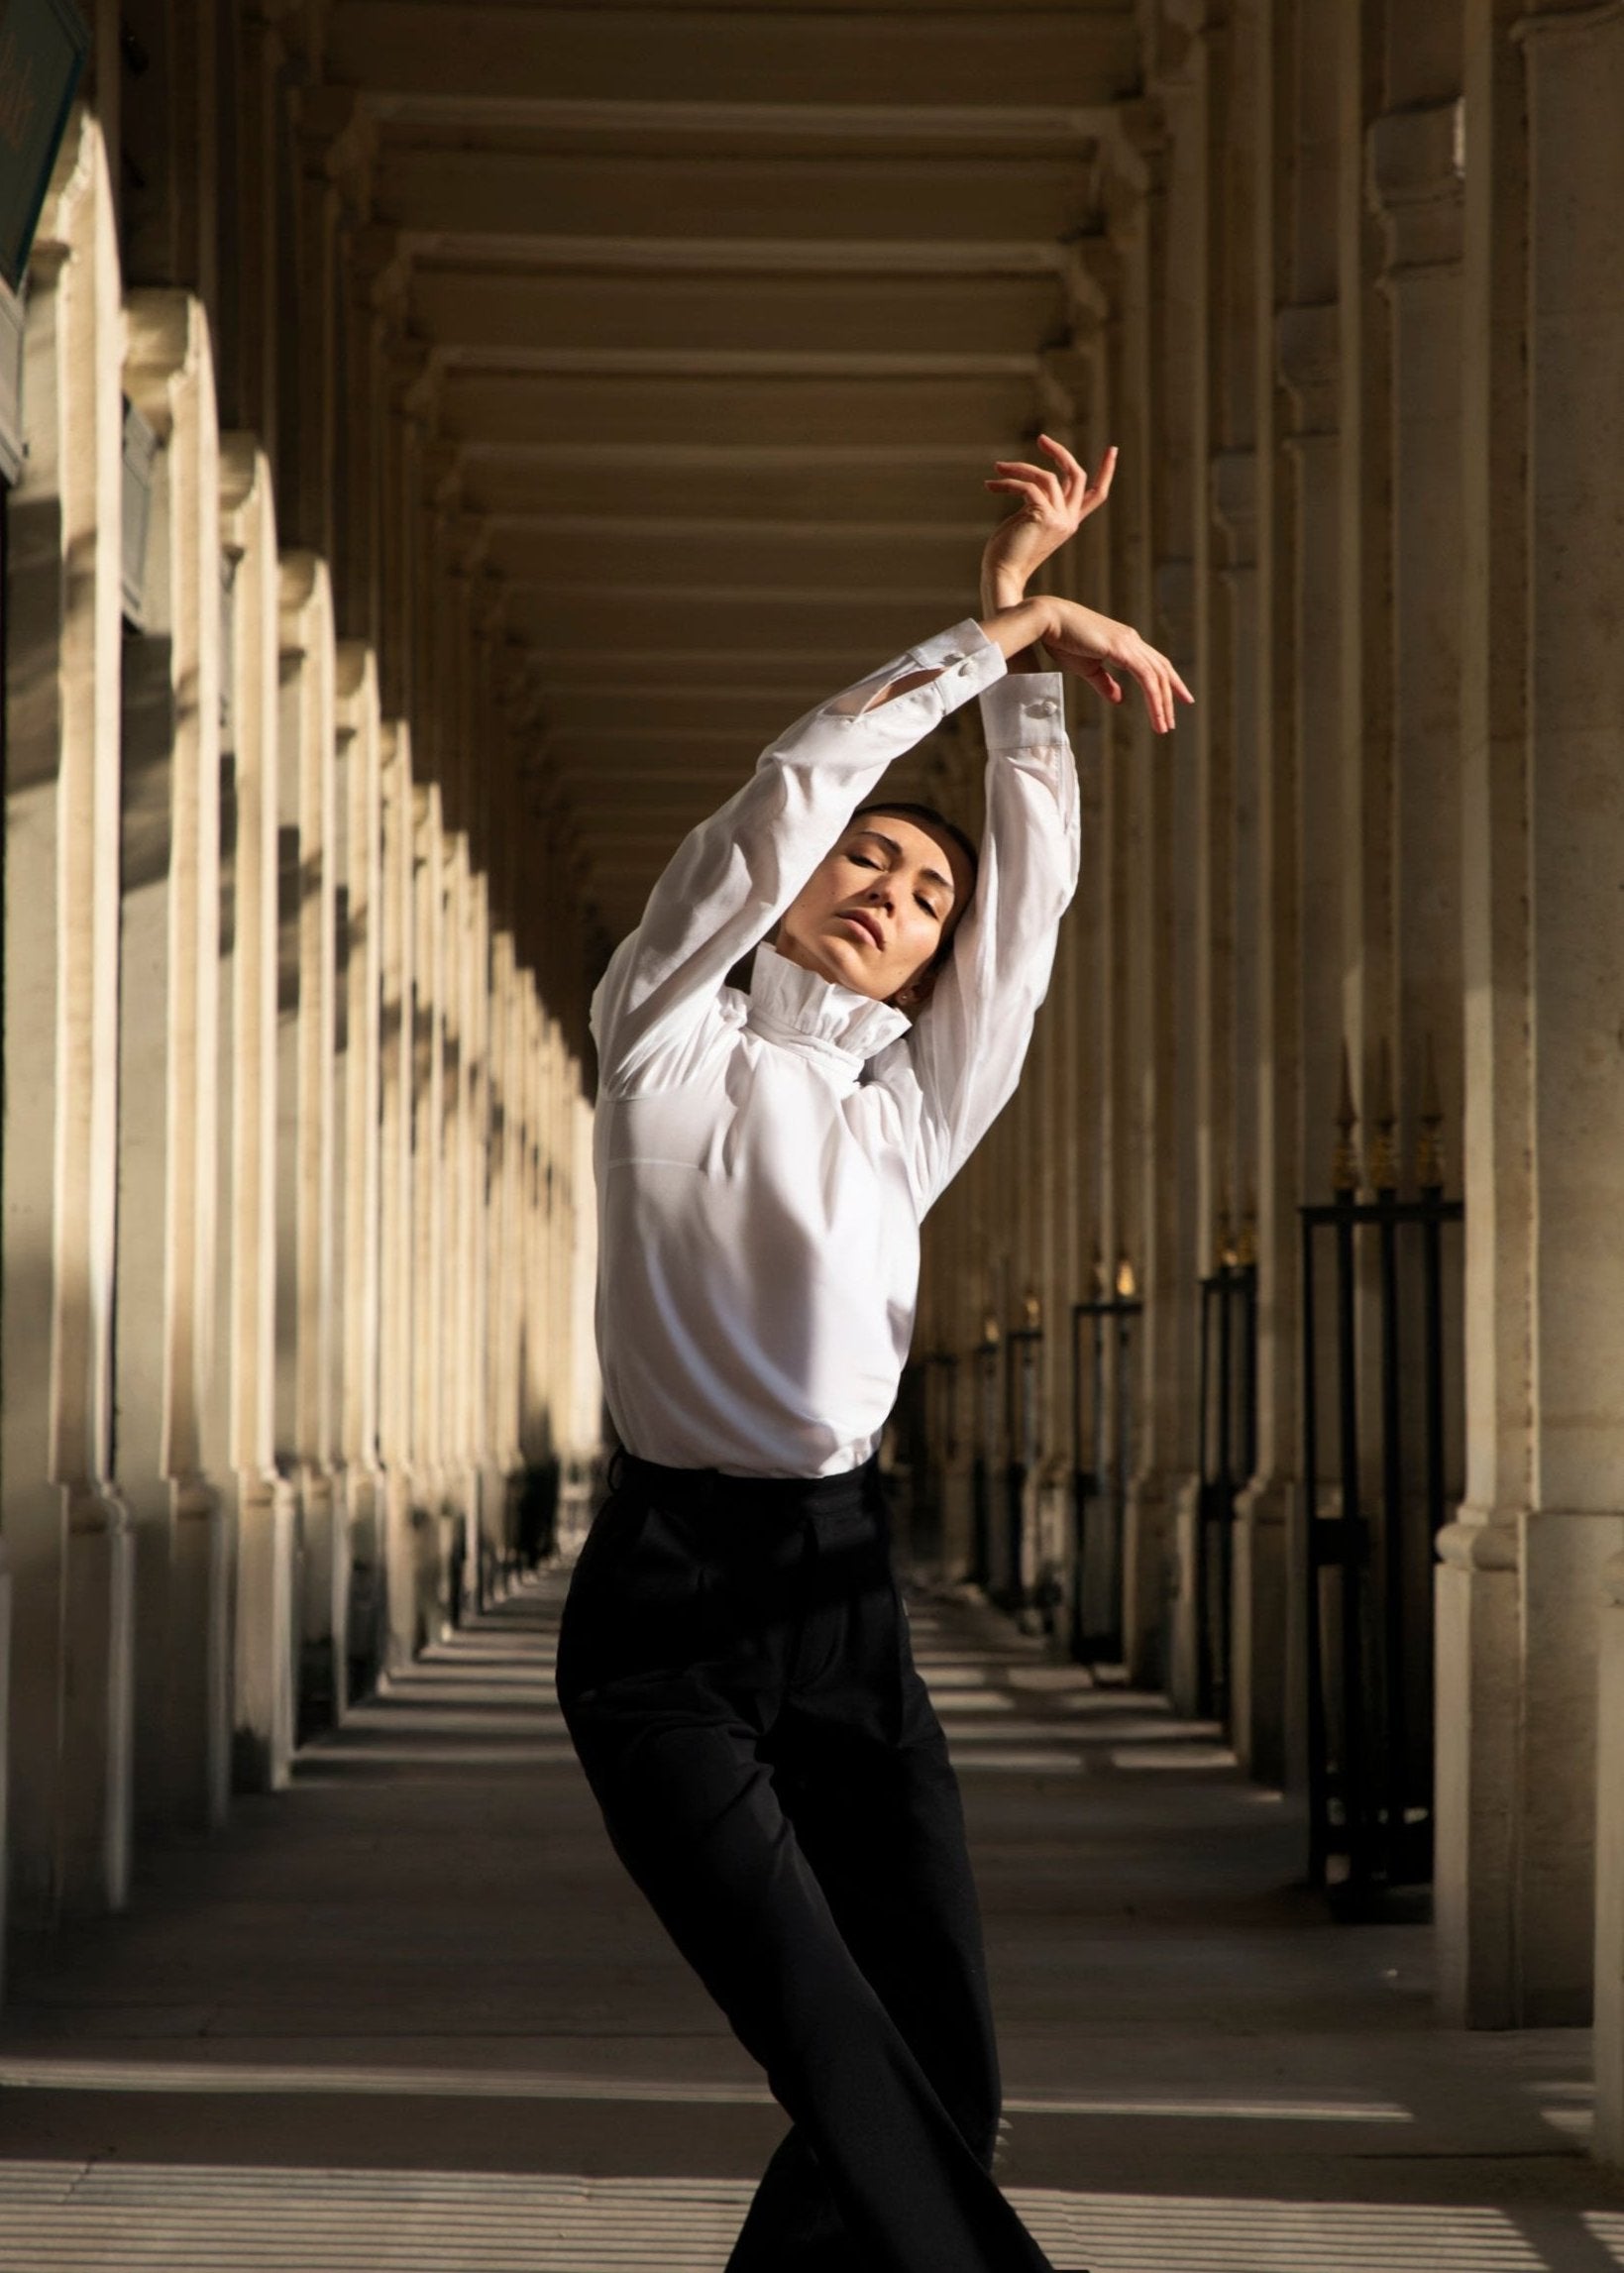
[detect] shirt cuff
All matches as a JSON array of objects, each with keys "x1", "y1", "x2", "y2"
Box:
[
  {"x1": 977, "y1": 668, "x2": 1068, "y2": 752},
  {"x1": 907, "y1": 616, "x2": 1010, "y2": 715}
]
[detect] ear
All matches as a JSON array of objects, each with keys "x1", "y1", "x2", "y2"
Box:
[{"x1": 891, "y1": 966, "x2": 939, "y2": 1012}]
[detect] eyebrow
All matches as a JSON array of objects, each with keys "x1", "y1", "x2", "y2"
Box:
[{"x1": 851, "y1": 828, "x2": 956, "y2": 902}]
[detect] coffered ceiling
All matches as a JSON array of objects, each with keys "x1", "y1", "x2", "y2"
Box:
[{"x1": 323, "y1": 1, "x2": 1144, "y2": 942}]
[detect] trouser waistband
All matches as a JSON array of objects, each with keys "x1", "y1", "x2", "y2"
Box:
[{"x1": 607, "y1": 1447, "x2": 883, "y2": 1521}]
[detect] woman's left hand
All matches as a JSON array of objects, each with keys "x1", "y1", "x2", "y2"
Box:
[{"x1": 981, "y1": 437, "x2": 1117, "y2": 606}]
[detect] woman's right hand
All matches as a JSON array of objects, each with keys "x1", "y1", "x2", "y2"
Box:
[
  {"x1": 1037, "y1": 597, "x2": 1194, "y2": 736},
  {"x1": 976, "y1": 597, "x2": 1194, "y2": 735}
]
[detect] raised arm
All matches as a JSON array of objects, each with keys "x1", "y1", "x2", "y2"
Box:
[
  {"x1": 897, "y1": 666, "x2": 1079, "y2": 1208},
  {"x1": 888, "y1": 451, "x2": 1193, "y2": 1205},
  {"x1": 591, "y1": 620, "x2": 1016, "y2": 1099}
]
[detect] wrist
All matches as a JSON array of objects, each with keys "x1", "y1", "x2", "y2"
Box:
[{"x1": 977, "y1": 597, "x2": 1055, "y2": 676}]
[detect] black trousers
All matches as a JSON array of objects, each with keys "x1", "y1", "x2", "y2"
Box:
[{"x1": 554, "y1": 1451, "x2": 1060, "y2": 2273}]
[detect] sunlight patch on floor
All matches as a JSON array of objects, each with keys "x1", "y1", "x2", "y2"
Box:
[{"x1": 0, "y1": 2163, "x2": 1613, "y2": 2273}]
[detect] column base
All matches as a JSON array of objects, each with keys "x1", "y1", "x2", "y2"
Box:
[
  {"x1": 171, "y1": 1473, "x2": 230, "y2": 1830},
  {"x1": 1231, "y1": 1471, "x2": 1293, "y2": 1786},
  {"x1": 1124, "y1": 1467, "x2": 1185, "y2": 1691},
  {"x1": 1166, "y1": 1470, "x2": 1203, "y2": 1716},
  {"x1": 60, "y1": 1483, "x2": 136, "y2": 1915},
  {"x1": 0, "y1": 1536, "x2": 11, "y2": 2003},
  {"x1": 1594, "y1": 1549, "x2": 1624, "y2": 2166},
  {"x1": 1436, "y1": 1506, "x2": 1624, "y2": 2030},
  {"x1": 232, "y1": 1471, "x2": 296, "y2": 1794},
  {"x1": 342, "y1": 1463, "x2": 386, "y2": 1705}
]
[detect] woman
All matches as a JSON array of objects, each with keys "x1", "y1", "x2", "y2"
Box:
[{"x1": 555, "y1": 442, "x2": 1191, "y2": 2273}]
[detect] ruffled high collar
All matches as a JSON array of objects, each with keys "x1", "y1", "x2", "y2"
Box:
[{"x1": 746, "y1": 940, "x2": 911, "y2": 1069}]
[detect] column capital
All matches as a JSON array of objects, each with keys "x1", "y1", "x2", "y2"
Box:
[
  {"x1": 1511, "y1": 0, "x2": 1624, "y2": 45},
  {"x1": 1100, "y1": 97, "x2": 1170, "y2": 223},
  {"x1": 123, "y1": 288, "x2": 206, "y2": 441},
  {"x1": 1367, "y1": 101, "x2": 1465, "y2": 275},
  {"x1": 1061, "y1": 236, "x2": 1121, "y2": 331},
  {"x1": 348, "y1": 225, "x2": 413, "y2": 324},
  {"x1": 298, "y1": 82, "x2": 378, "y2": 219},
  {"x1": 1275, "y1": 300, "x2": 1340, "y2": 437},
  {"x1": 1437, "y1": 1512, "x2": 1521, "y2": 1571}
]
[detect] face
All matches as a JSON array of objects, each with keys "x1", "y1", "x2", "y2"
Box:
[{"x1": 775, "y1": 812, "x2": 975, "y2": 1007}]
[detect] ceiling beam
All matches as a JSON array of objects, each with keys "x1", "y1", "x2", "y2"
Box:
[
  {"x1": 374, "y1": 148, "x2": 1094, "y2": 249},
  {"x1": 506, "y1": 590, "x2": 986, "y2": 650},
  {"x1": 458, "y1": 458, "x2": 1039, "y2": 525},
  {"x1": 486, "y1": 521, "x2": 987, "y2": 592},
  {"x1": 440, "y1": 372, "x2": 1033, "y2": 449},
  {"x1": 328, "y1": 6, "x2": 1142, "y2": 114},
  {"x1": 408, "y1": 267, "x2": 1068, "y2": 361},
  {"x1": 363, "y1": 95, "x2": 1116, "y2": 158}
]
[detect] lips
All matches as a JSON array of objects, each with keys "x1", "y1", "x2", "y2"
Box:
[{"x1": 839, "y1": 909, "x2": 885, "y2": 950}]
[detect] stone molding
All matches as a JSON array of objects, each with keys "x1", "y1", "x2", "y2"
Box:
[
  {"x1": 1367, "y1": 101, "x2": 1465, "y2": 275},
  {"x1": 1437, "y1": 1512, "x2": 1521, "y2": 1572},
  {"x1": 1511, "y1": 0, "x2": 1624, "y2": 41},
  {"x1": 1210, "y1": 448, "x2": 1256, "y2": 570}
]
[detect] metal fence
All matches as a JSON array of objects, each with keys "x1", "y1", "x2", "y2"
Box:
[
  {"x1": 1195, "y1": 1258, "x2": 1258, "y2": 1724},
  {"x1": 1300, "y1": 1179, "x2": 1462, "y2": 1910},
  {"x1": 1069, "y1": 1284, "x2": 1141, "y2": 1665}
]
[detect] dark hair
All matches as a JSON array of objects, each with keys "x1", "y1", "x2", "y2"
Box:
[
  {"x1": 849, "y1": 800, "x2": 979, "y2": 891},
  {"x1": 848, "y1": 800, "x2": 980, "y2": 972}
]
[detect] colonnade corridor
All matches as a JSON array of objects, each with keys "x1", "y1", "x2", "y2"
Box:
[{"x1": 0, "y1": 1563, "x2": 1617, "y2": 2273}]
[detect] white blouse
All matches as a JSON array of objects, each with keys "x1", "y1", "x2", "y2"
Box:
[{"x1": 589, "y1": 616, "x2": 1081, "y2": 1479}]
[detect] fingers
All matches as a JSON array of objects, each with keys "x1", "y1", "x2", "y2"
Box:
[
  {"x1": 1039, "y1": 434, "x2": 1119, "y2": 511},
  {"x1": 983, "y1": 477, "x2": 1053, "y2": 509},
  {"x1": 987, "y1": 461, "x2": 1065, "y2": 513}
]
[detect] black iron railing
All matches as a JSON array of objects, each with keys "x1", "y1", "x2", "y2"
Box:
[
  {"x1": 1069, "y1": 1287, "x2": 1141, "y2": 1664},
  {"x1": 1300, "y1": 1180, "x2": 1462, "y2": 1909},
  {"x1": 1196, "y1": 1259, "x2": 1258, "y2": 1723}
]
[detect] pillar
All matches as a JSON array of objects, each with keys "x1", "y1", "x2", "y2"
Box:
[
  {"x1": 1440, "y1": 0, "x2": 1624, "y2": 2045},
  {"x1": 1, "y1": 111, "x2": 132, "y2": 1925},
  {"x1": 336, "y1": 644, "x2": 385, "y2": 1683},
  {"x1": 219, "y1": 435, "x2": 291, "y2": 1794},
  {"x1": 119, "y1": 287, "x2": 228, "y2": 1831},
  {"x1": 378, "y1": 718, "x2": 420, "y2": 1668}
]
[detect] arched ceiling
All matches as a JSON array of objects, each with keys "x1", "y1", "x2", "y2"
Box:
[{"x1": 323, "y1": 1, "x2": 1145, "y2": 945}]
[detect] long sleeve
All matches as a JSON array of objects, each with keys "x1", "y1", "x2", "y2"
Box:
[
  {"x1": 591, "y1": 618, "x2": 1009, "y2": 1099},
  {"x1": 892, "y1": 669, "x2": 1080, "y2": 1210}
]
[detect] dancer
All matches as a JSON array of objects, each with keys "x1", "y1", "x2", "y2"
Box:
[{"x1": 555, "y1": 441, "x2": 1191, "y2": 2273}]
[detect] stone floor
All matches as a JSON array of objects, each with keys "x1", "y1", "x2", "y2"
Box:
[{"x1": 0, "y1": 1568, "x2": 1621, "y2": 2271}]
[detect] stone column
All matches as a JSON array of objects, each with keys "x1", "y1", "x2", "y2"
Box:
[
  {"x1": 221, "y1": 436, "x2": 292, "y2": 1794},
  {"x1": 119, "y1": 289, "x2": 227, "y2": 1831},
  {"x1": 411, "y1": 778, "x2": 449, "y2": 1626},
  {"x1": 1, "y1": 111, "x2": 132, "y2": 1922},
  {"x1": 1232, "y1": 0, "x2": 1305, "y2": 1791},
  {"x1": 1440, "y1": 0, "x2": 1624, "y2": 2053},
  {"x1": 1099, "y1": 112, "x2": 1176, "y2": 1686},
  {"x1": 1157, "y1": 10, "x2": 1234, "y2": 1722},
  {"x1": 336, "y1": 645, "x2": 385, "y2": 1686},
  {"x1": 378, "y1": 719, "x2": 420, "y2": 1670},
  {"x1": 1601, "y1": 1550, "x2": 1624, "y2": 2164}
]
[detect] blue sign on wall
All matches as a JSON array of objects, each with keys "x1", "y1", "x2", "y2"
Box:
[{"x1": 0, "y1": 0, "x2": 90, "y2": 292}]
